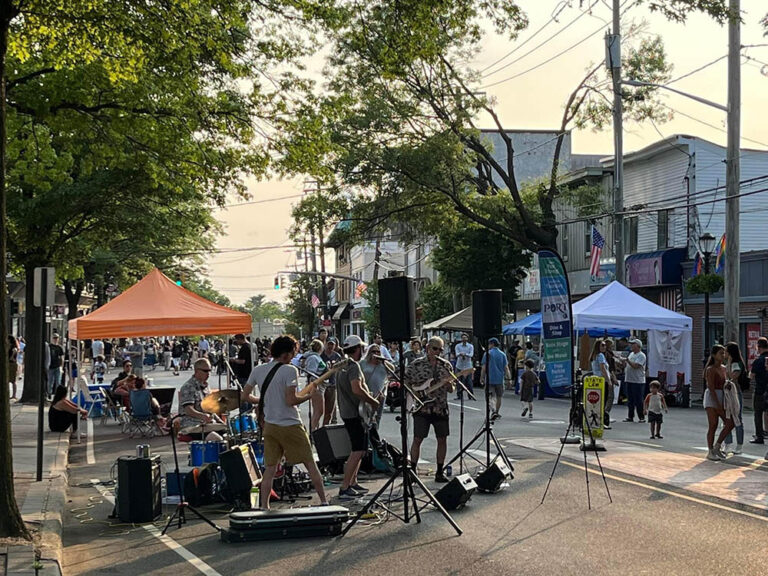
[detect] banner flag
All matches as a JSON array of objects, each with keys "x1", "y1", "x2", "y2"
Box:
[{"x1": 538, "y1": 249, "x2": 574, "y2": 392}]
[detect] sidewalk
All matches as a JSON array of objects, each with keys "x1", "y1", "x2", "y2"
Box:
[
  {"x1": 2, "y1": 402, "x2": 69, "y2": 576},
  {"x1": 508, "y1": 436, "x2": 768, "y2": 514}
]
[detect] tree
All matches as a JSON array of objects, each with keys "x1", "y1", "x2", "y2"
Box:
[
  {"x1": 419, "y1": 281, "x2": 454, "y2": 324},
  {"x1": 241, "y1": 294, "x2": 284, "y2": 323},
  {"x1": 286, "y1": 275, "x2": 316, "y2": 341},
  {"x1": 0, "y1": 0, "x2": 329, "y2": 540}
]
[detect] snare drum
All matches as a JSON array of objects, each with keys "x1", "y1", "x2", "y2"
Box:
[{"x1": 189, "y1": 441, "x2": 205, "y2": 467}]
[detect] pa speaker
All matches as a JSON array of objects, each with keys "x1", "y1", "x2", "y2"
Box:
[
  {"x1": 378, "y1": 276, "x2": 416, "y2": 341},
  {"x1": 220, "y1": 444, "x2": 260, "y2": 493},
  {"x1": 435, "y1": 473, "x2": 477, "y2": 510},
  {"x1": 472, "y1": 290, "x2": 502, "y2": 338},
  {"x1": 312, "y1": 424, "x2": 352, "y2": 467},
  {"x1": 117, "y1": 456, "x2": 162, "y2": 523},
  {"x1": 475, "y1": 459, "x2": 512, "y2": 493}
]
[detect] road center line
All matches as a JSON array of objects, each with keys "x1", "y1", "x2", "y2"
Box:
[
  {"x1": 90, "y1": 479, "x2": 223, "y2": 576},
  {"x1": 560, "y1": 462, "x2": 768, "y2": 523},
  {"x1": 86, "y1": 419, "x2": 95, "y2": 464}
]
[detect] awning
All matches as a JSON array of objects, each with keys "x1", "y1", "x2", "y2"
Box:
[
  {"x1": 332, "y1": 303, "x2": 349, "y2": 321},
  {"x1": 422, "y1": 306, "x2": 473, "y2": 332},
  {"x1": 625, "y1": 248, "x2": 686, "y2": 288}
]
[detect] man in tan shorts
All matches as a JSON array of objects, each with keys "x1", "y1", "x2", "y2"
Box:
[{"x1": 242, "y1": 335, "x2": 328, "y2": 509}]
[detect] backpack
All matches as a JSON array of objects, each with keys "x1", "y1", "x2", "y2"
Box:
[
  {"x1": 184, "y1": 463, "x2": 220, "y2": 506},
  {"x1": 738, "y1": 362, "x2": 750, "y2": 392}
]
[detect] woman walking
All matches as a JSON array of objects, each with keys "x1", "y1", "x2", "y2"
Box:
[
  {"x1": 704, "y1": 345, "x2": 735, "y2": 461},
  {"x1": 723, "y1": 342, "x2": 746, "y2": 454}
]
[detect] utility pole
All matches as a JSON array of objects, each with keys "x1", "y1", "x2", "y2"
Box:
[
  {"x1": 724, "y1": 0, "x2": 741, "y2": 343},
  {"x1": 608, "y1": 0, "x2": 624, "y2": 284}
]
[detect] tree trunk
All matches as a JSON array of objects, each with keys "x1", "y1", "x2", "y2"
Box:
[
  {"x1": 0, "y1": 0, "x2": 30, "y2": 539},
  {"x1": 63, "y1": 279, "x2": 83, "y2": 321},
  {"x1": 19, "y1": 265, "x2": 44, "y2": 404}
]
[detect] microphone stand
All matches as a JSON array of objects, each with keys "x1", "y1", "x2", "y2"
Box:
[{"x1": 451, "y1": 373, "x2": 476, "y2": 475}]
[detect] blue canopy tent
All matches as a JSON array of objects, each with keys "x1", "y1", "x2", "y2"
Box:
[{"x1": 503, "y1": 312, "x2": 630, "y2": 338}]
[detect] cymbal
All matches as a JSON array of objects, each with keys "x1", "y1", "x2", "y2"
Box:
[{"x1": 201, "y1": 389, "x2": 241, "y2": 414}]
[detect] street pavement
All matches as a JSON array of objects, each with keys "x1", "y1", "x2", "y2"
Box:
[{"x1": 9, "y1": 366, "x2": 768, "y2": 575}]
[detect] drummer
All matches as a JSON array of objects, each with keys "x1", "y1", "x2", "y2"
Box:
[{"x1": 179, "y1": 358, "x2": 225, "y2": 441}]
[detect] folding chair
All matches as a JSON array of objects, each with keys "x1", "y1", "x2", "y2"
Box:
[
  {"x1": 126, "y1": 389, "x2": 161, "y2": 438},
  {"x1": 100, "y1": 386, "x2": 126, "y2": 426},
  {"x1": 75, "y1": 376, "x2": 104, "y2": 419}
]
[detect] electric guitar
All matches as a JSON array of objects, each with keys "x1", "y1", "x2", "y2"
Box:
[
  {"x1": 407, "y1": 368, "x2": 474, "y2": 412},
  {"x1": 358, "y1": 388, "x2": 386, "y2": 429}
]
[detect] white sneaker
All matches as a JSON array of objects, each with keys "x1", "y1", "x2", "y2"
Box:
[
  {"x1": 733, "y1": 444, "x2": 743, "y2": 455},
  {"x1": 707, "y1": 449, "x2": 722, "y2": 461}
]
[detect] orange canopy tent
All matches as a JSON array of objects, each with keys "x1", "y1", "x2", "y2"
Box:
[{"x1": 68, "y1": 268, "x2": 252, "y2": 339}]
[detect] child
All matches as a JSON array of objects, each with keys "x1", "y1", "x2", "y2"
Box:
[
  {"x1": 91, "y1": 355, "x2": 108, "y2": 384},
  {"x1": 643, "y1": 380, "x2": 668, "y2": 439},
  {"x1": 520, "y1": 359, "x2": 539, "y2": 419}
]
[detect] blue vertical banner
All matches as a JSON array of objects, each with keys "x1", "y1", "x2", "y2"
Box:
[{"x1": 538, "y1": 250, "x2": 574, "y2": 392}]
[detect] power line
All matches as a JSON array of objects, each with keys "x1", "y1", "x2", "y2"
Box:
[
  {"x1": 662, "y1": 104, "x2": 768, "y2": 149},
  {"x1": 222, "y1": 193, "x2": 305, "y2": 208},
  {"x1": 667, "y1": 53, "x2": 728, "y2": 84}
]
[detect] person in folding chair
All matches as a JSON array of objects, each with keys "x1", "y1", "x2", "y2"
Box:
[{"x1": 127, "y1": 378, "x2": 166, "y2": 437}]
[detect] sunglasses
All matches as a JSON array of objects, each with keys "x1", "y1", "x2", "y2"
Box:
[
  {"x1": 198, "y1": 368, "x2": 211, "y2": 373},
  {"x1": 431, "y1": 346, "x2": 443, "y2": 352}
]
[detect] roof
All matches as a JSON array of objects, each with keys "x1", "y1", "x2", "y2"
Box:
[
  {"x1": 68, "y1": 269, "x2": 252, "y2": 339},
  {"x1": 423, "y1": 306, "x2": 474, "y2": 332}
]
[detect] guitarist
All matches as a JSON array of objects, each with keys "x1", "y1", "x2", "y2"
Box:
[
  {"x1": 242, "y1": 335, "x2": 328, "y2": 509},
  {"x1": 407, "y1": 336, "x2": 455, "y2": 483},
  {"x1": 361, "y1": 344, "x2": 390, "y2": 456},
  {"x1": 336, "y1": 335, "x2": 380, "y2": 500}
]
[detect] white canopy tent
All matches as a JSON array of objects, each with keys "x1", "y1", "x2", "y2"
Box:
[{"x1": 572, "y1": 281, "x2": 693, "y2": 392}]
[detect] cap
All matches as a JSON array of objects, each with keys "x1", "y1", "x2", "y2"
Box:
[
  {"x1": 488, "y1": 337, "x2": 500, "y2": 345},
  {"x1": 629, "y1": 338, "x2": 642, "y2": 346},
  {"x1": 343, "y1": 335, "x2": 366, "y2": 349}
]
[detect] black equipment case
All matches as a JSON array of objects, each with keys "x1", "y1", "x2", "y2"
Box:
[{"x1": 222, "y1": 505, "x2": 350, "y2": 542}]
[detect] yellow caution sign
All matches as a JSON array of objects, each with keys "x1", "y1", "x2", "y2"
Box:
[{"x1": 583, "y1": 375, "x2": 605, "y2": 439}]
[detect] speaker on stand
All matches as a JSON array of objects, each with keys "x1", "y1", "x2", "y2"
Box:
[
  {"x1": 472, "y1": 289, "x2": 502, "y2": 339},
  {"x1": 377, "y1": 276, "x2": 416, "y2": 342}
]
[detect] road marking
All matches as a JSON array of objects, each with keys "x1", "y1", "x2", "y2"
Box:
[
  {"x1": 621, "y1": 439, "x2": 664, "y2": 449},
  {"x1": 560, "y1": 462, "x2": 768, "y2": 523},
  {"x1": 86, "y1": 419, "x2": 95, "y2": 464},
  {"x1": 525, "y1": 420, "x2": 566, "y2": 425},
  {"x1": 90, "y1": 479, "x2": 223, "y2": 576},
  {"x1": 448, "y1": 402, "x2": 482, "y2": 411}
]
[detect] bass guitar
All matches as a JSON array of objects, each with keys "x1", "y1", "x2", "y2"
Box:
[
  {"x1": 407, "y1": 368, "x2": 474, "y2": 412},
  {"x1": 358, "y1": 389, "x2": 386, "y2": 429}
]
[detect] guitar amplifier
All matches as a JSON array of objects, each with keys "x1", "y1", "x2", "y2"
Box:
[
  {"x1": 117, "y1": 455, "x2": 162, "y2": 523},
  {"x1": 221, "y1": 506, "x2": 351, "y2": 542}
]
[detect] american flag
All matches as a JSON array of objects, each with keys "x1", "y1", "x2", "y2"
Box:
[
  {"x1": 589, "y1": 225, "x2": 605, "y2": 276},
  {"x1": 354, "y1": 281, "x2": 367, "y2": 299},
  {"x1": 310, "y1": 293, "x2": 320, "y2": 309}
]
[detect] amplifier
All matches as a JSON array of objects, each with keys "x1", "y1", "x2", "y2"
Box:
[
  {"x1": 117, "y1": 455, "x2": 162, "y2": 523},
  {"x1": 475, "y1": 459, "x2": 513, "y2": 493},
  {"x1": 435, "y1": 473, "x2": 477, "y2": 510},
  {"x1": 222, "y1": 506, "x2": 351, "y2": 542},
  {"x1": 312, "y1": 425, "x2": 351, "y2": 467}
]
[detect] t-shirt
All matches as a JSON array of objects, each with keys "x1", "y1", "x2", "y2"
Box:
[
  {"x1": 198, "y1": 338, "x2": 210, "y2": 352},
  {"x1": 625, "y1": 351, "x2": 647, "y2": 384},
  {"x1": 320, "y1": 351, "x2": 342, "y2": 386},
  {"x1": 304, "y1": 352, "x2": 327, "y2": 379},
  {"x1": 93, "y1": 361, "x2": 107, "y2": 381},
  {"x1": 179, "y1": 376, "x2": 208, "y2": 429},
  {"x1": 646, "y1": 392, "x2": 664, "y2": 414},
  {"x1": 234, "y1": 342, "x2": 252, "y2": 380},
  {"x1": 481, "y1": 347, "x2": 508, "y2": 385},
  {"x1": 751, "y1": 353, "x2": 768, "y2": 396},
  {"x1": 520, "y1": 369, "x2": 539, "y2": 392},
  {"x1": 454, "y1": 342, "x2": 474, "y2": 371},
  {"x1": 336, "y1": 361, "x2": 364, "y2": 420},
  {"x1": 361, "y1": 360, "x2": 388, "y2": 397},
  {"x1": 92, "y1": 340, "x2": 104, "y2": 358},
  {"x1": 49, "y1": 344, "x2": 65, "y2": 369},
  {"x1": 591, "y1": 353, "x2": 609, "y2": 378},
  {"x1": 247, "y1": 361, "x2": 301, "y2": 427}
]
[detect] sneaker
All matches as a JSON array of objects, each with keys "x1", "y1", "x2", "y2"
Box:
[
  {"x1": 638, "y1": 419, "x2": 646, "y2": 423},
  {"x1": 350, "y1": 483, "x2": 369, "y2": 494},
  {"x1": 733, "y1": 444, "x2": 743, "y2": 454},
  {"x1": 714, "y1": 444, "x2": 727, "y2": 459},
  {"x1": 622, "y1": 418, "x2": 634, "y2": 422},
  {"x1": 650, "y1": 435, "x2": 655, "y2": 439},
  {"x1": 749, "y1": 437, "x2": 764, "y2": 444},
  {"x1": 521, "y1": 408, "x2": 528, "y2": 417},
  {"x1": 338, "y1": 487, "x2": 360, "y2": 500},
  {"x1": 603, "y1": 424, "x2": 612, "y2": 430},
  {"x1": 528, "y1": 412, "x2": 533, "y2": 419},
  {"x1": 707, "y1": 449, "x2": 722, "y2": 462},
  {"x1": 434, "y1": 472, "x2": 449, "y2": 483},
  {"x1": 656, "y1": 435, "x2": 663, "y2": 439},
  {"x1": 491, "y1": 411, "x2": 499, "y2": 421}
]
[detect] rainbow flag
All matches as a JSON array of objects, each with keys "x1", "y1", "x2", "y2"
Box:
[
  {"x1": 714, "y1": 234, "x2": 726, "y2": 274},
  {"x1": 693, "y1": 252, "x2": 703, "y2": 276}
]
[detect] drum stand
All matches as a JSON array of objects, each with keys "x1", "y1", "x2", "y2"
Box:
[
  {"x1": 341, "y1": 342, "x2": 462, "y2": 537},
  {"x1": 161, "y1": 415, "x2": 221, "y2": 535}
]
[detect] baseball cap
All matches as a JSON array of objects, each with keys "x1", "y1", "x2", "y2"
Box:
[
  {"x1": 629, "y1": 338, "x2": 642, "y2": 346},
  {"x1": 488, "y1": 337, "x2": 500, "y2": 345},
  {"x1": 343, "y1": 335, "x2": 366, "y2": 349}
]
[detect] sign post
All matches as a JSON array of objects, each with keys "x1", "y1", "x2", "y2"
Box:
[{"x1": 34, "y1": 266, "x2": 54, "y2": 481}]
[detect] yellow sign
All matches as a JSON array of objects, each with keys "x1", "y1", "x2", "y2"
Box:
[{"x1": 583, "y1": 375, "x2": 605, "y2": 439}]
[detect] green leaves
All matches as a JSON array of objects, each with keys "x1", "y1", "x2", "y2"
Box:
[{"x1": 686, "y1": 273, "x2": 724, "y2": 295}]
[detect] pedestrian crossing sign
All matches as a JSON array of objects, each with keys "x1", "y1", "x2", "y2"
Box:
[{"x1": 583, "y1": 375, "x2": 605, "y2": 439}]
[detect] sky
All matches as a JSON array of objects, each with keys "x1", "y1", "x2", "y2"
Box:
[{"x1": 209, "y1": 0, "x2": 768, "y2": 306}]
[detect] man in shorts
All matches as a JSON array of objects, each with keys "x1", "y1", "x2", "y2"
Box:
[
  {"x1": 242, "y1": 335, "x2": 328, "y2": 509},
  {"x1": 407, "y1": 336, "x2": 455, "y2": 483},
  {"x1": 481, "y1": 337, "x2": 511, "y2": 421}
]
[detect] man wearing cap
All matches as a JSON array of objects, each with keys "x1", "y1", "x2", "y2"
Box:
[
  {"x1": 623, "y1": 338, "x2": 647, "y2": 423},
  {"x1": 336, "y1": 335, "x2": 380, "y2": 499},
  {"x1": 178, "y1": 358, "x2": 225, "y2": 440},
  {"x1": 230, "y1": 333, "x2": 253, "y2": 385},
  {"x1": 481, "y1": 337, "x2": 511, "y2": 421},
  {"x1": 454, "y1": 333, "x2": 474, "y2": 401}
]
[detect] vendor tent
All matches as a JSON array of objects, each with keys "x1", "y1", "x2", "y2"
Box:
[
  {"x1": 572, "y1": 281, "x2": 692, "y2": 332},
  {"x1": 422, "y1": 306, "x2": 473, "y2": 332},
  {"x1": 503, "y1": 312, "x2": 630, "y2": 337},
  {"x1": 68, "y1": 268, "x2": 252, "y2": 339}
]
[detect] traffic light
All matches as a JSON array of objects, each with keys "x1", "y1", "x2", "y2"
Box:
[{"x1": 274, "y1": 276, "x2": 280, "y2": 290}]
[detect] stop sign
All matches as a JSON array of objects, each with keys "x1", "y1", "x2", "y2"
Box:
[{"x1": 587, "y1": 390, "x2": 600, "y2": 404}]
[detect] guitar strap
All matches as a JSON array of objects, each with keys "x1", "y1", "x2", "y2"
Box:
[{"x1": 256, "y1": 362, "x2": 284, "y2": 428}]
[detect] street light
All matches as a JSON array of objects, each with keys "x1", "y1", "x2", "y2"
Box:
[
  {"x1": 700, "y1": 232, "x2": 717, "y2": 361},
  {"x1": 622, "y1": 79, "x2": 728, "y2": 112}
]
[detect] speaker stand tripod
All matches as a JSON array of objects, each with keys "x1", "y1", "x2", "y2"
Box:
[
  {"x1": 341, "y1": 342, "x2": 462, "y2": 536},
  {"x1": 446, "y1": 340, "x2": 514, "y2": 473},
  {"x1": 161, "y1": 415, "x2": 222, "y2": 535}
]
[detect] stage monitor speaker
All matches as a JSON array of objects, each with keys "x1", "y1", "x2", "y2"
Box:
[
  {"x1": 117, "y1": 455, "x2": 162, "y2": 523},
  {"x1": 474, "y1": 459, "x2": 512, "y2": 493},
  {"x1": 435, "y1": 473, "x2": 477, "y2": 510},
  {"x1": 378, "y1": 276, "x2": 416, "y2": 341},
  {"x1": 312, "y1": 425, "x2": 352, "y2": 467},
  {"x1": 220, "y1": 444, "x2": 260, "y2": 494},
  {"x1": 472, "y1": 290, "x2": 502, "y2": 338}
]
